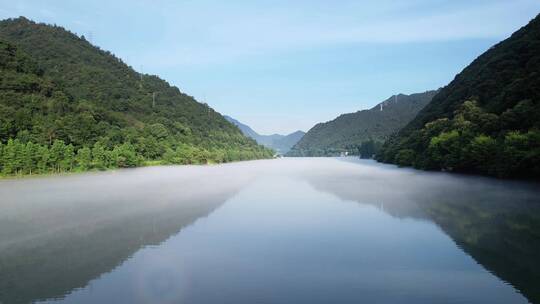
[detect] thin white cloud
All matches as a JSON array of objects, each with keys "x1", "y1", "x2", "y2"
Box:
[{"x1": 133, "y1": 0, "x2": 540, "y2": 68}]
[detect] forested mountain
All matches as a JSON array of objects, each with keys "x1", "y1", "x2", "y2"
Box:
[
  {"x1": 0, "y1": 17, "x2": 272, "y2": 176},
  {"x1": 224, "y1": 116, "x2": 305, "y2": 154},
  {"x1": 287, "y1": 91, "x2": 437, "y2": 157},
  {"x1": 377, "y1": 14, "x2": 540, "y2": 178}
]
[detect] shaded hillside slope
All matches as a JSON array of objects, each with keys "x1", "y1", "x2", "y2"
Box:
[{"x1": 288, "y1": 91, "x2": 437, "y2": 157}]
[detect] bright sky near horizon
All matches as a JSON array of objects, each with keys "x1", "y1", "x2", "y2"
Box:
[{"x1": 1, "y1": 1, "x2": 539, "y2": 134}]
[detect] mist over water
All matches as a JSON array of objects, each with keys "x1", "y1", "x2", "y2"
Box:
[{"x1": 0, "y1": 158, "x2": 539, "y2": 304}]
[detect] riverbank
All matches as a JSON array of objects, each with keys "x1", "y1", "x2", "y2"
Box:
[{"x1": 0, "y1": 156, "x2": 273, "y2": 180}]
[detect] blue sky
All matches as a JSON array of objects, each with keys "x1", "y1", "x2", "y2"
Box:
[{"x1": 1, "y1": 1, "x2": 539, "y2": 134}]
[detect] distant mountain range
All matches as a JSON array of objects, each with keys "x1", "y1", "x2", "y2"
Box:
[
  {"x1": 377, "y1": 13, "x2": 540, "y2": 178},
  {"x1": 224, "y1": 116, "x2": 305, "y2": 154},
  {"x1": 287, "y1": 91, "x2": 437, "y2": 157}
]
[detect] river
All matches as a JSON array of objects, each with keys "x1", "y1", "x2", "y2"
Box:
[{"x1": 0, "y1": 158, "x2": 539, "y2": 303}]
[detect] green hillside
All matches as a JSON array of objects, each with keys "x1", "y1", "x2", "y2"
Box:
[
  {"x1": 0, "y1": 17, "x2": 272, "y2": 176},
  {"x1": 287, "y1": 91, "x2": 437, "y2": 157},
  {"x1": 377, "y1": 14, "x2": 540, "y2": 178}
]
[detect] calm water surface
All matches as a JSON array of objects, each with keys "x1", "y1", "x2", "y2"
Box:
[{"x1": 0, "y1": 158, "x2": 539, "y2": 304}]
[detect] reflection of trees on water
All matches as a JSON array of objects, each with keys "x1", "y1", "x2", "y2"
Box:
[
  {"x1": 305, "y1": 165, "x2": 540, "y2": 303},
  {"x1": 422, "y1": 199, "x2": 540, "y2": 304},
  {"x1": 0, "y1": 167, "x2": 252, "y2": 304},
  {"x1": 1, "y1": 160, "x2": 538, "y2": 304}
]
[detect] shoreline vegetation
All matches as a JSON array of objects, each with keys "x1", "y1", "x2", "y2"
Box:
[
  {"x1": 0, "y1": 157, "x2": 264, "y2": 180},
  {"x1": 0, "y1": 138, "x2": 273, "y2": 178}
]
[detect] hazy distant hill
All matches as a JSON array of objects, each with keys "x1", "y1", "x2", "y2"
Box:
[
  {"x1": 224, "y1": 116, "x2": 305, "y2": 154},
  {"x1": 287, "y1": 91, "x2": 437, "y2": 157},
  {"x1": 0, "y1": 17, "x2": 271, "y2": 176},
  {"x1": 377, "y1": 14, "x2": 540, "y2": 178}
]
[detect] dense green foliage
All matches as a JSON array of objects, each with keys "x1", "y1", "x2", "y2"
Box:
[
  {"x1": 0, "y1": 18, "x2": 272, "y2": 176},
  {"x1": 357, "y1": 139, "x2": 383, "y2": 159},
  {"x1": 287, "y1": 91, "x2": 437, "y2": 156},
  {"x1": 224, "y1": 115, "x2": 305, "y2": 154},
  {"x1": 377, "y1": 14, "x2": 540, "y2": 178},
  {"x1": 379, "y1": 101, "x2": 540, "y2": 177}
]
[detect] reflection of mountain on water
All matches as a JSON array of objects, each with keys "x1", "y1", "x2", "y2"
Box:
[
  {"x1": 0, "y1": 166, "x2": 253, "y2": 304},
  {"x1": 422, "y1": 198, "x2": 540, "y2": 304},
  {"x1": 304, "y1": 161, "x2": 540, "y2": 304},
  {"x1": 1, "y1": 158, "x2": 539, "y2": 303}
]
